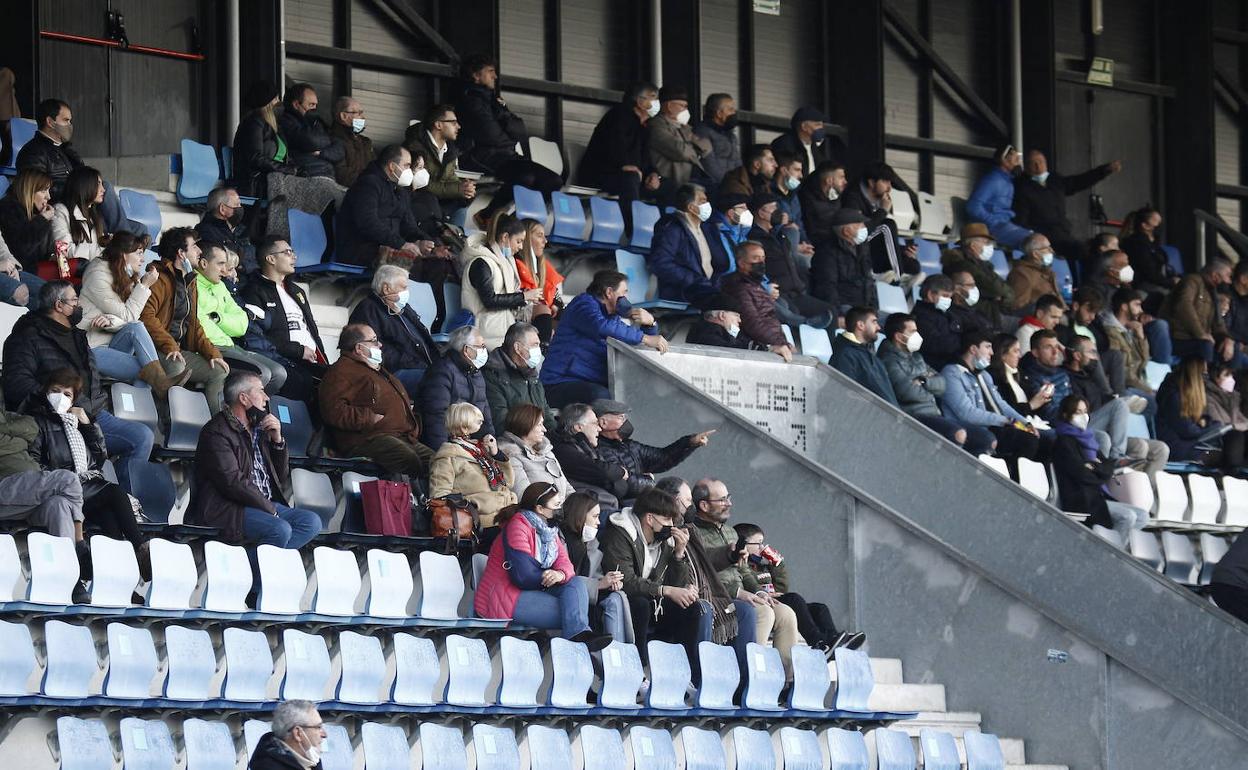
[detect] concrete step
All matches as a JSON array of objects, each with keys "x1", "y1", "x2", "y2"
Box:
[
  {"x1": 826, "y1": 656, "x2": 903, "y2": 685},
  {"x1": 1007, "y1": 766, "x2": 1069, "y2": 770},
  {"x1": 867, "y1": 682, "x2": 946, "y2": 712},
  {"x1": 896, "y1": 711, "x2": 983, "y2": 733}
]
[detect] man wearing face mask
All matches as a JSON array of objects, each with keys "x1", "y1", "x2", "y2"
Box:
[
  {"x1": 578, "y1": 82, "x2": 663, "y2": 227},
  {"x1": 648, "y1": 183, "x2": 728, "y2": 307},
  {"x1": 483, "y1": 321, "x2": 557, "y2": 433},
  {"x1": 592, "y1": 399, "x2": 714, "y2": 494},
  {"x1": 810, "y1": 208, "x2": 875, "y2": 314},
  {"x1": 187, "y1": 371, "x2": 320, "y2": 553},
  {"x1": 940, "y1": 223, "x2": 1015, "y2": 329},
  {"x1": 878, "y1": 312, "x2": 969, "y2": 449},
  {"x1": 686, "y1": 293, "x2": 754, "y2": 351},
  {"x1": 966, "y1": 144, "x2": 1033, "y2": 249},
  {"x1": 347, "y1": 264, "x2": 437, "y2": 399},
  {"x1": 831, "y1": 307, "x2": 898, "y2": 404},
  {"x1": 769, "y1": 153, "x2": 812, "y2": 250},
  {"x1": 947, "y1": 270, "x2": 993, "y2": 338},
  {"x1": 1007, "y1": 233, "x2": 1065, "y2": 314},
  {"x1": 1013, "y1": 150, "x2": 1120, "y2": 273},
  {"x1": 418, "y1": 324, "x2": 496, "y2": 451},
  {"x1": 319, "y1": 324, "x2": 434, "y2": 482},
  {"x1": 1064, "y1": 334, "x2": 1165, "y2": 471},
  {"x1": 911, "y1": 275, "x2": 964, "y2": 371},
  {"x1": 329, "y1": 96, "x2": 375, "y2": 188},
  {"x1": 197, "y1": 188, "x2": 257, "y2": 274},
  {"x1": 770, "y1": 106, "x2": 846, "y2": 176},
  {"x1": 840, "y1": 161, "x2": 921, "y2": 280},
  {"x1": 647, "y1": 86, "x2": 711, "y2": 191},
  {"x1": 746, "y1": 194, "x2": 833, "y2": 328},
  {"x1": 693, "y1": 93, "x2": 741, "y2": 186},
  {"x1": 248, "y1": 700, "x2": 329, "y2": 770},
  {"x1": 336, "y1": 145, "x2": 435, "y2": 268},
  {"x1": 719, "y1": 241, "x2": 797, "y2": 361},
  {"x1": 939, "y1": 332, "x2": 1043, "y2": 460},
  {"x1": 798, "y1": 162, "x2": 848, "y2": 248}
]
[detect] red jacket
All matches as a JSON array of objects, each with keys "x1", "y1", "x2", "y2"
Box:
[{"x1": 474, "y1": 513, "x2": 576, "y2": 620}]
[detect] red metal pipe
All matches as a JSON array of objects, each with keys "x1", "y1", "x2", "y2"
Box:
[{"x1": 39, "y1": 30, "x2": 206, "y2": 62}]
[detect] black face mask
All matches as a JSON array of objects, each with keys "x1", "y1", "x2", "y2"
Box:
[
  {"x1": 748, "y1": 262, "x2": 766, "y2": 277},
  {"x1": 67, "y1": 306, "x2": 84, "y2": 327},
  {"x1": 227, "y1": 209, "x2": 244, "y2": 227},
  {"x1": 245, "y1": 402, "x2": 269, "y2": 427},
  {"x1": 721, "y1": 114, "x2": 739, "y2": 131},
  {"x1": 618, "y1": 419, "x2": 635, "y2": 440},
  {"x1": 653, "y1": 524, "x2": 674, "y2": 542},
  {"x1": 770, "y1": 210, "x2": 786, "y2": 229}
]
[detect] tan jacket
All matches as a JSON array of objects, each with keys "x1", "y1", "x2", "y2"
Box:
[
  {"x1": 140, "y1": 259, "x2": 220, "y2": 360},
  {"x1": 1101, "y1": 315, "x2": 1151, "y2": 393},
  {"x1": 77, "y1": 257, "x2": 153, "y2": 348},
  {"x1": 1161, "y1": 273, "x2": 1225, "y2": 341},
  {"x1": 1006, "y1": 259, "x2": 1063, "y2": 312},
  {"x1": 429, "y1": 440, "x2": 517, "y2": 528},
  {"x1": 646, "y1": 114, "x2": 710, "y2": 186}
]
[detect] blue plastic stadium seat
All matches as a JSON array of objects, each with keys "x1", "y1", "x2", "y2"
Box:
[
  {"x1": 364, "y1": 549, "x2": 415, "y2": 617},
  {"x1": 964, "y1": 731, "x2": 1006, "y2": 770},
  {"x1": 825, "y1": 727, "x2": 871, "y2": 770},
  {"x1": 919, "y1": 729, "x2": 961, "y2": 770},
  {"x1": 991, "y1": 246, "x2": 1010, "y2": 278},
  {"x1": 104, "y1": 623, "x2": 159, "y2": 698},
  {"x1": 630, "y1": 727, "x2": 678, "y2": 770},
  {"x1": 1162, "y1": 244, "x2": 1184, "y2": 275},
  {"x1": 418, "y1": 551, "x2": 466, "y2": 620},
  {"x1": 203, "y1": 541, "x2": 252, "y2": 612},
  {"x1": 256, "y1": 544, "x2": 308, "y2": 614},
  {"x1": 146, "y1": 537, "x2": 197, "y2": 609},
  {"x1": 527, "y1": 726, "x2": 574, "y2": 770},
  {"x1": 89, "y1": 535, "x2": 141, "y2": 607},
  {"x1": 580, "y1": 726, "x2": 628, "y2": 770},
  {"x1": 271, "y1": 396, "x2": 313, "y2": 458},
  {"x1": 779, "y1": 727, "x2": 822, "y2": 770},
  {"x1": 876, "y1": 281, "x2": 909, "y2": 317},
  {"x1": 549, "y1": 191, "x2": 587, "y2": 245},
  {"x1": 167, "y1": 385, "x2": 212, "y2": 452},
  {"x1": 362, "y1": 722, "x2": 412, "y2": 770},
  {"x1": 0, "y1": 176, "x2": 9, "y2": 197},
  {"x1": 419, "y1": 723, "x2": 468, "y2": 770},
  {"x1": 646, "y1": 640, "x2": 692, "y2": 709},
  {"x1": 832, "y1": 647, "x2": 874, "y2": 713},
  {"x1": 409, "y1": 281, "x2": 441, "y2": 335},
  {"x1": 45, "y1": 621, "x2": 97, "y2": 698},
  {"x1": 0, "y1": 620, "x2": 36, "y2": 696},
  {"x1": 444, "y1": 634, "x2": 492, "y2": 706},
  {"x1": 631, "y1": 201, "x2": 661, "y2": 252},
  {"x1": 1051, "y1": 256, "x2": 1072, "y2": 298},
  {"x1": 472, "y1": 725, "x2": 521, "y2": 770},
  {"x1": 57, "y1": 716, "x2": 113, "y2": 770},
  {"x1": 111, "y1": 382, "x2": 160, "y2": 440},
  {"x1": 291, "y1": 469, "x2": 336, "y2": 530},
  {"x1": 291, "y1": 209, "x2": 364, "y2": 275},
  {"x1": 2, "y1": 119, "x2": 37, "y2": 175},
  {"x1": 164, "y1": 625, "x2": 218, "y2": 700},
  {"x1": 696, "y1": 641, "x2": 739, "y2": 710},
  {"x1": 222, "y1": 627, "x2": 274, "y2": 702},
  {"x1": 311, "y1": 546, "x2": 362, "y2": 615},
  {"x1": 588, "y1": 197, "x2": 626, "y2": 249},
  {"x1": 915, "y1": 238, "x2": 942, "y2": 272},
  {"x1": 873, "y1": 728, "x2": 918, "y2": 770},
  {"x1": 27, "y1": 532, "x2": 80, "y2": 605},
  {"x1": 680, "y1": 726, "x2": 727, "y2": 770},
  {"x1": 742, "y1": 642, "x2": 785, "y2": 711},
  {"x1": 615, "y1": 249, "x2": 690, "y2": 311},
  {"x1": 513, "y1": 185, "x2": 548, "y2": 224},
  {"x1": 599, "y1": 640, "x2": 645, "y2": 708},
  {"x1": 322, "y1": 725, "x2": 355, "y2": 770},
  {"x1": 118, "y1": 189, "x2": 163, "y2": 241},
  {"x1": 498, "y1": 635, "x2": 543, "y2": 707},
  {"x1": 177, "y1": 139, "x2": 220, "y2": 205},
  {"x1": 789, "y1": 644, "x2": 832, "y2": 711},
  {"x1": 126, "y1": 460, "x2": 178, "y2": 524},
  {"x1": 336, "y1": 630, "x2": 386, "y2": 704},
  {"x1": 549, "y1": 637, "x2": 594, "y2": 708}
]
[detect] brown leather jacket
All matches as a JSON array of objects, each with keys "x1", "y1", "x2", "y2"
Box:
[
  {"x1": 185, "y1": 409, "x2": 288, "y2": 543},
  {"x1": 318, "y1": 355, "x2": 422, "y2": 454},
  {"x1": 1162, "y1": 273, "x2": 1226, "y2": 341},
  {"x1": 140, "y1": 259, "x2": 221, "y2": 360}
]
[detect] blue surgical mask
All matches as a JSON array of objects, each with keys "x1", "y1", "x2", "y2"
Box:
[
  {"x1": 811, "y1": 127, "x2": 827, "y2": 144},
  {"x1": 367, "y1": 346, "x2": 383, "y2": 366},
  {"x1": 352, "y1": 117, "x2": 366, "y2": 133},
  {"x1": 1032, "y1": 171, "x2": 1050, "y2": 185},
  {"x1": 182, "y1": 257, "x2": 194, "y2": 274},
  {"x1": 526, "y1": 346, "x2": 543, "y2": 369},
  {"x1": 974, "y1": 357, "x2": 991, "y2": 371},
  {"x1": 784, "y1": 176, "x2": 800, "y2": 192},
  {"x1": 696, "y1": 201, "x2": 713, "y2": 222},
  {"x1": 853, "y1": 226, "x2": 868, "y2": 245},
  {"x1": 500, "y1": 244, "x2": 513, "y2": 259},
  {"x1": 393, "y1": 288, "x2": 410, "y2": 312}
]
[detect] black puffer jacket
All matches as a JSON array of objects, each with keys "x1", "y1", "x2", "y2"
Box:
[
  {"x1": 2, "y1": 312, "x2": 106, "y2": 415},
  {"x1": 455, "y1": 82, "x2": 527, "y2": 173},
  {"x1": 247, "y1": 732, "x2": 320, "y2": 770},
  {"x1": 418, "y1": 350, "x2": 494, "y2": 450},
  {"x1": 15, "y1": 132, "x2": 83, "y2": 199},
  {"x1": 0, "y1": 194, "x2": 54, "y2": 268},
  {"x1": 24, "y1": 395, "x2": 108, "y2": 473},
  {"x1": 596, "y1": 429, "x2": 699, "y2": 487},
  {"x1": 229, "y1": 112, "x2": 297, "y2": 198},
  {"x1": 335, "y1": 162, "x2": 430, "y2": 266},
  {"x1": 277, "y1": 109, "x2": 344, "y2": 179},
  {"x1": 550, "y1": 430, "x2": 631, "y2": 501}
]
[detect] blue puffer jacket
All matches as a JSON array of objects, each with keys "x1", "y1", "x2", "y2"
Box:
[
  {"x1": 540, "y1": 292, "x2": 657, "y2": 388},
  {"x1": 418, "y1": 350, "x2": 494, "y2": 450},
  {"x1": 646, "y1": 212, "x2": 730, "y2": 302},
  {"x1": 966, "y1": 167, "x2": 1017, "y2": 230},
  {"x1": 1018, "y1": 352, "x2": 1071, "y2": 422}
]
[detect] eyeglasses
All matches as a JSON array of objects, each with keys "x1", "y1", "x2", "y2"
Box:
[
  {"x1": 272, "y1": 248, "x2": 295, "y2": 257},
  {"x1": 362, "y1": 338, "x2": 380, "y2": 345},
  {"x1": 298, "y1": 723, "x2": 326, "y2": 731},
  {"x1": 437, "y1": 117, "x2": 460, "y2": 125},
  {"x1": 708, "y1": 495, "x2": 733, "y2": 504}
]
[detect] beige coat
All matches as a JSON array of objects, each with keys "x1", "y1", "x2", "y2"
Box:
[
  {"x1": 459, "y1": 233, "x2": 523, "y2": 350},
  {"x1": 647, "y1": 114, "x2": 711, "y2": 186},
  {"x1": 77, "y1": 256, "x2": 152, "y2": 347},
  {"x1": 429, "y1": 440, "x2": 517, "y2": 528}
]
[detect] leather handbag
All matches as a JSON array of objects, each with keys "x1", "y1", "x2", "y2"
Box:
[
  {"x1": 426, "y1": 494, "x2": 480, "y2": 552},
  {"x1": 360, "y1": 479, "x2": 413, "y2": 536}
]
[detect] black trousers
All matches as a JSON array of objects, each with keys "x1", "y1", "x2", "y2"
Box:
[
  {"x1": 82, "y1": 477, "x2": 144, "y2": 546},
  {"x1": 627, "y1": 594, "x2": 709, "y2": 682},
  {"x1": 777, "y1": 592, "x2": 839, "y2": 646},
  {"x1": 1211, "y1": 583, "x2": 1248, "y2": 625},
  {"x1": 481, "y1": 157, "x2": 563, "y2": 218}
]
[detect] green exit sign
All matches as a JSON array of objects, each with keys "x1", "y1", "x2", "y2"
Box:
[
  {"x1": 753, "y1": 0, "x2": 780, "y2": 15},
  {"x1": 1087, "y1": 57, "x2": 1114, "y2": 87}
]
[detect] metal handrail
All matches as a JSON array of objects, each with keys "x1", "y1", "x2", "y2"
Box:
[{"x1": 1194, "y1": 208, "x2": 1248, "y2": 269}]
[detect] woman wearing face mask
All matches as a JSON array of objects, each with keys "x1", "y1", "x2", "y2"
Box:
[
  {"x1": 557, "y1": 491, "x2": 634, "y2": 643},
  {"x1": 497, "y1": 402, "x2": 575, "y2": 501},
  {"x1": 474, "y1": 481, "x2": 613, "y2": 650},
  {"x1": 78, "y1": 231, "x2": 185, "y2": 397},
  {"x1": 429, "y1": 402, "x2": 517, "y2": 538},
  {"x1": 1051, "y1": 395, "x2": 1149, "y2": 543},
  {"x1": 23, "y1": 368, "x2": 149, "y2": 569},
  {"x1": 515, "y1": 218, "x2": 564, "y2": 346},
  {"x1": 459, "y1": 213, "x2": 540, "y2": 349},
  {"x1": 1203, "y1": 363, "x2": 1248, "y2": 470}
]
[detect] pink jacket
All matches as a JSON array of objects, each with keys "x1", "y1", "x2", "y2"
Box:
[{"x1": 473, "y1": 513, "x2": 576, "y2": 620}]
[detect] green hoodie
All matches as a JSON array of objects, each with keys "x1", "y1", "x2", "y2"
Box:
[
  {"x1": 0, "y1": 410, "x2": 39, "y2": 478},
  {"x1": 194, "y1": 272, "x2": 248, "y2": 348}
]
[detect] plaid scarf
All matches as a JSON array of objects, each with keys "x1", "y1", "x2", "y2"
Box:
[
  {"x1": 58, "y1": 413, "x2": 91, "y2": 477},
  {"x1": 452, "y1": 436, "x2": 506, "y2": 490}
]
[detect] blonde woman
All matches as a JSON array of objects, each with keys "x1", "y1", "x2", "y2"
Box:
[
  {"x1": 429, "y1": 401, "x2": 516, "y2": 538},
  {"x1": 460, "y1": 213, "x2": 539, "y2": 349},
  {"x1": 0, "y1": 168, "x2": 55, "y2": 271},
  {"x1": 516, "y1": 218, "x2": 564, "y2": 344}
]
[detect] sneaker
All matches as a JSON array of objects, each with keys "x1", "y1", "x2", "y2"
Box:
[
  {"x1": 832, "y1": 631, "x2": 867, "y2": 650},
  {"x1": 570, "y1": 630, "x2": 614, "y2": 652},
  {"x1": 71, "y1": 580, "x2": 90, "y2": 605}
]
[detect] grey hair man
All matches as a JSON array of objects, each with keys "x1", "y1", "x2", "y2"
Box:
[
  {"x1": 482, "y1": 320, "x2": 557, "y2": 433},
  {"x1": 248, "y1": 699, "x2": 328, "y2": 770},
  {"x1": 345, "y1": 265, "x2": 437, "y2": 399},
  {"x1": 418, "y1": 323, "x2": 495, "y2": 449}
]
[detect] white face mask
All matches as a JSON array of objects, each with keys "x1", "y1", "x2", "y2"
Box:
[
  {"x1": 853, "y1": 226, "x2": 868, "y2": 245},
  {"x1": 395, "y1": 166, "x2": 414, "y2": 187},
  {"x1": 1118, "y1": 265, "x2": 1135, "y2": 284},
  {"x1": 471, "y1": 347, "x2": 488, "y2": 369},
  {"x1": 1041, "y1": 252, "x2": 1054, "y2": 267},
  {"x1": 696, "y1": 201, "x2": 713, "y2": 222},
  {"x1": 366, "y1": 346, "x2": 383, "y2": 366},
  {"x1": 675, "y1": 108, "x2": 691, "y2": 125},
  {"x1": 351, "y1": 117, "x2": 366, "y2": 133},
  {"x1": 935, "y1": 296, "x2": 952, "y2": 312},
  {"x1": 393, "y1": 288, "x2": 410, "y2": 312},
  {"x1": 726, "y1": 324, "x2": 740, "y2": 338},
  {"x1": 581, "y1": 524, "x2": 598, "y2": 542},
  {"x1": 827, "y1": 187, "x2": 840, "y2": 201},
  {"x1": 646, "y1": 99, "x2": 660, "y2": 118},
  {"x1": 526, "y1": 346, "x2": 543, "y2": 370},
  {"x1": 977, "y1": 244, "x2": 995, "y2": 262},
  {"x1": 1070, "y1": 413, "x2": 1090, "y2": 430},
  {"x1": 47, "y1": 392, "x2": 72, "y2": 414},
  {"x1": 411, "y1": 168, "x2": 430, "y2": 190},
  {"x1": 736, "y1": 209, "x2": 754, "y2": 229},
  {"x1": 905, "y1": 331, "x2": 923, "y2": 353},
  {"x1": 965, "y1": 286, "x2": 981, "y2": 307}
]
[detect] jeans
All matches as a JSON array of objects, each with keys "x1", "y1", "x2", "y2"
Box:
[
  {"x1": 394, "y1": 367, "x2": 428, "y2": 401},
  {"x1": 914, "y1": 413, "x2": 967, "y2": 447},
  {"x1": 1144, "y1": 319, "x2": 1173, "y2": 364},
  {"x1": 1172, "y1": 338, "x2": 1214, "y2": 363},
  {"x1": 544, "y1": 380, "x2": 612, "y2": 409},
  {"x1": 96, "y1": 410, "x2": 155, "y2": 493},
  {"x1": 1105, "y1": 500, "x2": 1149, "y2": 541},
  {"x1": 1088, "y1": 397, "x2": 1129, "y2": 458},
  {"x1": 93, "y1": 322, "x2": 161, "y2": 382},
  {"x1": 241, "y1": 503, "x2": 321, "y2": 549},
  {"x1": 511, "y1": 575, "x2": 591, "y2": 638},
  {"x1": 0, "y1": 270, "x2": 45, "y2": 311},
  {"x1": 730, "y1": 598, "x2": 758, "y2": 669},
  {"x1": 596, "y1": 589, "x2": 634, "y2": 643}
]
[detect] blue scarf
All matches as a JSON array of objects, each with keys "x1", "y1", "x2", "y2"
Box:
[
  {"x1": 1055, "y1": 420, "x2": 1099, "y2": 462},
  {"x1": 520, "y1": 509, "x2": 561, "y2": 569}
]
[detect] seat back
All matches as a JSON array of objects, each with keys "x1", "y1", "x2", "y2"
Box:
[
  {"x1": 832, "y1": 648, "x2": 874, "y2": 712},
  {"x1": 291, "y1": 469, "x2": 337, "y2": 531},
  {"x1": 0, "y1": 534, "x2": 18, "y2": 602},
  {"x1": 1145, "y1": 361, "x2": 1171, "y2": 391},
  {"x1": 418, "y1": 551, "x2": 466, "y2": 619},
  {"x1": 1016, "y1": 457, "x2": 1050, "y2": 500},
  {"x1": 549, "y1": 636, "x2": 593, "y2": 708},
  {"x1": 513, "y1": 185, "x2": 548, "y2": 225},
  {"x1": 1200, "y1": 534, "x2": 1230, "y2": 585},
  {"x1": 498, "y1": 635, "x2": 544, "y2": 706},
  {"x1": 527, "y1": 726, "x2": 574, "y2": 770},
  {"x1": 892, "y1": 190, "x2": 919, "y2": 230},
  {"x1": 183, "y1": 719, "x2": 236, "y2": 770},
  {"x1": 445, "y1": 633, "x2": 492, "y2": 705},
  {"x1": 0, "y1": 176, "x2": 7, "y2": 196},
  {"x1": 408, "y1": 282, "x2": 440, "y2": 328},
  {"x1": 1154, "y1": 471, "x2": 1189, "y2": 522},
  {"x1": 0, "y1": 619, "x2": 36, "y2": 695},
  {"x1": 336, "y1": 630, "x2": 386, "y2": 703},
  {"x1": 257, "y1": 544, "x2": 308, "y2": 614},
  {"x1": 146, "y1": 538, "x2": 197, "y2": 609},
  {"x1": 630, "y1": 727, "x2": 678, "y2": 770},
  {"x1": 392, "y1": 632, "x2": 441, "y2": 704},
  {"x1": 6, "y1": 119, "x2": 38, "y2": 167},
  {"x1": 202, "y1": 540, "x2": 252, "y2": 611},
  {"x1": 914, "y1": 238, "x2": 942, "y2": 272},
  {"x1": 1222, "y1": 478, "x2": 1248, "y2": 527},
  {"x1": 696, "y1": 641, "x2": 740, "y2": 709},
  {"x1": 111, "y1": 382, "x2": 160, "y2": 442},
  {"x1": 43, "y1": 620, "x2": 97, "y2": 697},
  {"x1": 872, "y1": 728, "x2": 918, "y2": 770},
  {"x1": 127, "y1": 460, "x2": 177, "y2": 523},
  {"x1": 365, "y1": 548, "x2": 414, "y2": 616},
  {"x1": 1188, "y1": 474, "x2": 1223, "y2": 526},
  {"x1": 322, "y1": 724, "x2": 355, "y2": 770},
  {"x1": 743, "y1": 641, "x2": 786, "y2": 710},
  {"x1": 550, "y1": 191, "x2": 587, "y2": 243},
  {"x1": 312, "y1": 546, "x2": 362, "y2": 615},
  {"x1": 916, "y1": 193, "x2": 948, "y2": 237},
  {"x1": 361, "y1": 722, "x2": 412, "y2": 770},
  {"x1": 630, "y1": 201, "x2": 662, "y2": 251},
  {"x1": 797, "y1": 325, "x2": 832, "y2": 364},
  {"x1": 57, "y1": 716, "x2": 113, "y2": 770},
  {"x1": 472, "y1": 725, "x2": 521, "y2": 770},
  {"x1": 1128, "y1": 530, "x2": 1165, "y2": 572},
  {"x1": 825, "y1": 728, "x2": 870, "y2": 770},
  {"x1": 789, "y1": 644, "x2": 831, "y2": 710},
  {"x1": 964, "y1": 730, "x2": 1006, "y2": 770},
  {"x1": 118, "y1": 190, "x2": 163, "y2": 241},
  {"x1": 731, "y1": 726, "x2": 775, "y2": 770},
  {"x1": 1051, "y1": 256, "x2": 1072, "y2": 297},
  {"x1": 918, "y1": 729, "x2": 961, "y2": 770},
  {"x1": 27, "y1": 531, "x2": 79, "y2": 604},
  {"x1": 104, "y1": 623, "x2": 158, "y2": 697},
  {"x1": 222, "y1": 627, "x2": 273, "y2": 701},
  {"x1": 876, "y1": 282, "x2": 909, "y2": 316},
  {"x1": 272, "y1": 396, "x2": 313, "y2": 457},
  {"x1": 580, "y1": 726, "x2": 628, "y2": 770},
  {"x1": 289, "y1": 208, "x2": 329, "y2": 268},
  {"x1": 178, "y1": 139, "x2": 221, "y2": 201},
  {"x1": 681, "y1": 727, "x2": 727, "y2": 770},
  {"x1": 615, "y1": 249, "x2": 652, "y2": 304},
  {"x1": 119, "y1": 718, "x2": 176, "y2": 770},
  {"x1": 1161, "y1": 531, "x2": 1199, "y2": 584},
  {"x1": 280, "y1": 628, "x2": 333, "y2": 700},
  {"x1": 164, "y1": 625, "x2": 217, "y2": 700},
  {"x1": 1162, "y1": 244, "x2": 1184, "y2": 275},
  {"x1": 419, "y1": 723, "x2": 467, "y2": 770},
  {"x1": 529, "y1": 137, "x2": 564, "y2": 176},
  {"x1": 339, "y1": 471, "x2": 378, "y2": 533},
  {"x1": 244, "y1": 721, "x2": 272, "y2": 759},
  {"x1": 599, "y1": 640, "x2": 645, "y2": 708},
  {"x1": 441, "y1": 281, "x2": 462, "y2": 330},
  {"x1": 88, "y1": 535, "x2": 141, "y2": 607},
  {"x1": 589, "y1": 197, "x2": 625, "y2": 247},
  {"x1": 646, "y1": 640, "x2": 691, "y2": 709},
  {"x1": 779, "y1": 727, "x2": 822, "y2": 770}
]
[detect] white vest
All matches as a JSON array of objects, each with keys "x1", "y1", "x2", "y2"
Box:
[{"x1": 459, "y1": 234, "x2": 522, "y2": 349}]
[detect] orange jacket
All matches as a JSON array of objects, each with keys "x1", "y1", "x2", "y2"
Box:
[{"x1": 514, "y1": 254, "x2": 564, "y2": 309}]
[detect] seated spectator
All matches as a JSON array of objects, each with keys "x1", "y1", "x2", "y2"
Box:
[
  {"x1": 197, "y1": 188, "x2": 255, "y2": 273},
  {"x1": 25, "y1": 368, "x2": 146, "y2": 558},
  {"x1": 237, "y1": 237, "x2": 329, "y2": 401},
  {"x1": 557, "y1": 491, "x2": 633, "y2": 643},
  {"x1": 346, "y1": 264, "x2": 437, "y2": 399},
  {"x1": 593, "y1": 398, "x2": 711, "y2": 492},
  {"x1": 140, "y1": 228, "x2": 230, "y2": 412},
  {"x1": 810, "y1": 208, "x2": 876, "y2": 312},
  {"x1": 551, "y1": 403, "x2": 635, "y2": 511},
  {"x1": 335, "y1": 144, "x2": 435, "y2": 268},
  {"x1": 708, "y1": 190, "x2": 753, "y2": 264},
  {"x1": 186, "y1": 371, "x2": 320, "y2": 550},
  {"x1": 50, "y1": 165, "x2": 107, "y2": 265},
  {"x1": 1007, "y1": 233, "x2": 1063, "y2": 314},
  {"x1": 461, "y1": 214, "x2": 534, "y2": 349},
  {"x1": 686, "y1": 292, "x2": 754, "y2": 351},
  {"x1": 329, "y1": 95, "x2": 375, "y2": 187},
  {"x1": 693, "y1": 93, "x2": 740, "y2": 186},
  {"x1": 1205, "y1": 362, "x2": 1248, "y2": 471},
  {"x1": 497, "y1": 402, "x2": 573, "y2": 501},
  {"x1": 195, "y1": 241, "x2": 286, "y2": 393},
  {"x1": 648, "y1": 183, "x2": 727, "y2": 306},
  {"x1": 988, "y1": 333, "x2": 1054, "y2": 422},
  {"x1": 877, "y1": 312, "x2": 969, "y2": 449},
  {"x1": 1157, "y1": 358, "x2": 1228, "y2": 463},
  {"x1": 1211, "y1": 530, "x2": 1248, "y2": 624},
  {"x1": 230, "y1": 81, "x2": 345, "y2": 239},
  {"x1": 912, "y1": 274, "x2": 964, "y2": 372},
  {"x1": 1015, "y1": 293, "x2": 1065, "y2": 353},
  {"x1": 769, "y1": 152, "x2": 809, "y2": 244},
  {"x1": 832, "y1": 306, "x2": 896, "y2": 403},
  {"x1": 966, "y1": 144, "x2": 1032, "y2": 249},
  {"x1": 770, "y1": 107, "x2": 845, "y2": 175},
  {"x1": 404, "y1": 104, "x2": 477, "y2": 207},
  {"x1": 735, "y1": 522, "x2": 865, "y2": 652},
  {"x1": 456, "y1": 54, "x2": 563, "y2": 226},
  {"x1": 691, "y1": 478, "x2": 801, "y2": 677},
  {"x1": 938, "y1": 331, "x2": 1044, "y2": 460},
  {"x1": 3, "y1": 280, "x2": 154, "y2": 492},
  {"x1": 540, "y1": 270, "x2": 668, "y2": 408},
  {"x1": 1120, "y1": 206, "x2": 1179, "y2": 298},
  {"x1": 1065, "y1": 334, "x2": 1166, "y2": 472},
  {"x1": 798, "y1": 162, "x2": 848, "y2": 247},
  {"x1": 647, "y1": 85, "x2": 711, "y2": 190},
  {"x1": 514, "y1": 218, "x2": 564, "y2": 345},
  {"x1": 420, "y1": 324, "x2": 495, "y2": 450},
  {"x1": 745, "y1": 194, "x2": 834, "y2": 331},
  {"x1": 17, "y1": 98, "x2": 137, "y2": 235},
  {"x1": 320, "y1": 324, "x2": 432, "y2": 479},
  {"x1": 1059, "y1": 287, "x2": 1130, "y2": 405},
  {"x1": 1103, "y1": 288, "x2": 1156, "y2": 401},
  {"x1": 719, "y1": 144, "x2": 777, "y2": 198},
  {"x1": 1022, "y1": 330, "x2": 1129, "y2": 460},
  {"x1": 0, "y1": 169, "x2": 55, "y2": 278},
  {"x1": 577, "y1": 82, "x2": 662, "y2": 225},
  {"x1": 483, "y1": 321, "x2": 555, "y2": 433},
  {"x1": 947, "y1": 269, "x2": 994, "y2": 337},
  {"x1": 1161, "y1": 258, "x2": 1234, "y2": 364},
  {"x1": 1014, "y1": 150, "x2": 1120, "y2": 270},
  {"x1": 598, "y1": 486, "x2": 713, "y2": 669},
  {"x1": 276, "y1": 83, "x2": 344, "y2": 180},
  {"x1": 1224, "y1": 260, "x2": 1248, "y2": 356},
  {"x1": 940, "y1": 223, "x2": 1014, "y2": 328},
  {"x1": 719, "y1": 241, "x2": 797, "y2": 360},
  {"x1": 248, "y1": 701, "x2": 328, "y2": 770},
  {"x1": 78, "y1": 232, "x2": 182, "y2": 397},
  {"x1": 1050, "y1": 395, "x2": 1149, "y2": 540},
  {"x1": 0, "y1": 405, "x2": 83, "y2": 545},
  {"x1": 840, "y1": 161, "x2": 921, "y2": 281},
  {"x1": 429, "y1": 401, "x2": 516, "y2": 532}
]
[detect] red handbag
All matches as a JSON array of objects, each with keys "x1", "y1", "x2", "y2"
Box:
[{"x1": 360, "y1": 479, "x2": 412, "y2": 536}]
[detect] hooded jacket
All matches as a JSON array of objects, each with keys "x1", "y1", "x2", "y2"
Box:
[{"x1": 597, "y1": 507, "x2": 692, "y2": 599}]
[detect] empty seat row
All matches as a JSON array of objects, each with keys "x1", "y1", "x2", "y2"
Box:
[
  {"x1": 514, "y1": 185, "x2": 661, "y2": 253},
  {"x1": 1129, "y1": 530, "x2": 1234, "y2": 587},
  {"x1": 1152, "y1": 471, "x2": 1248, "y2": 530}
]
